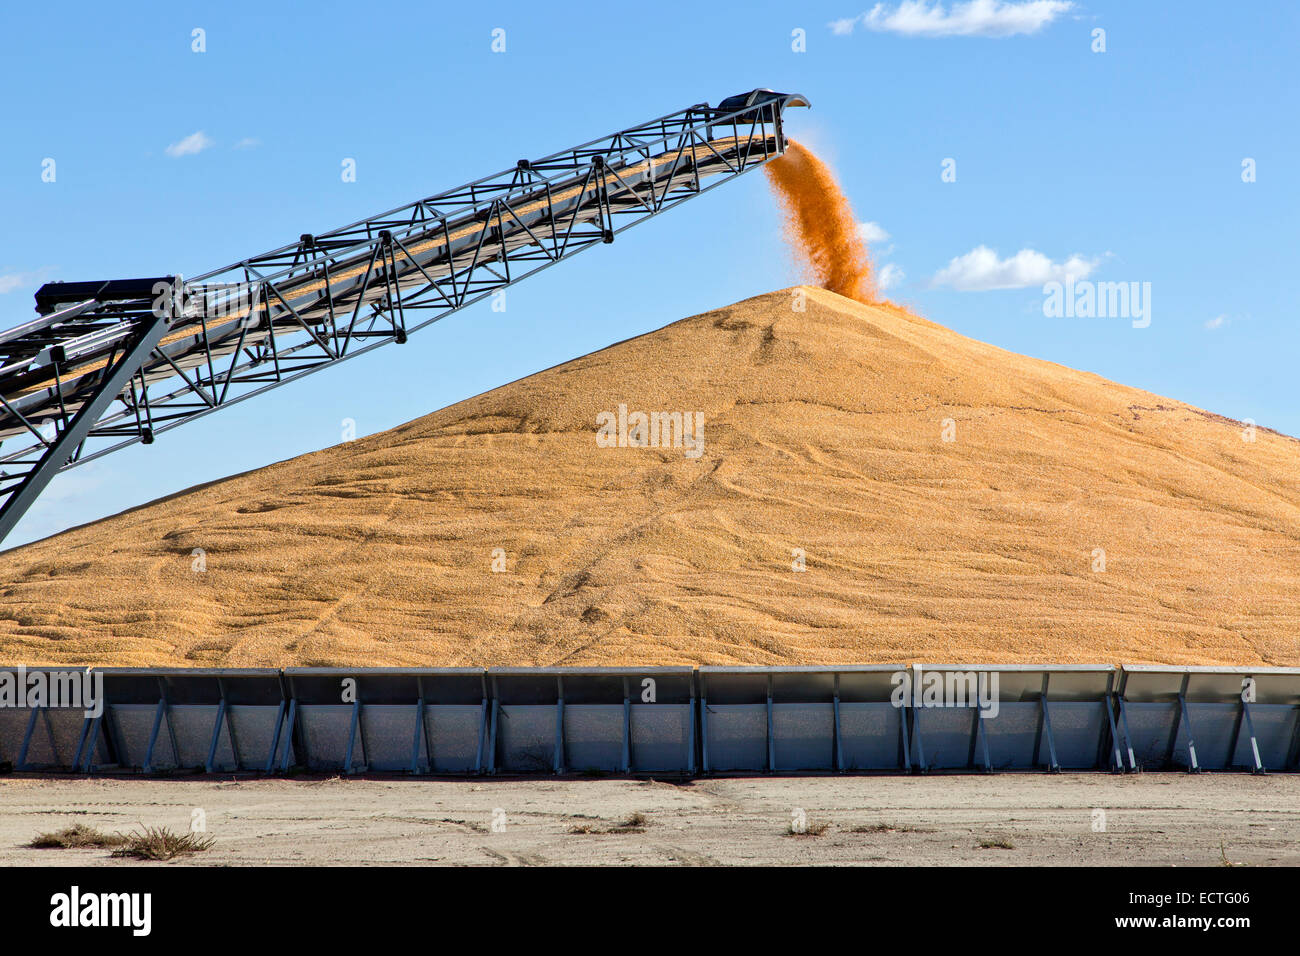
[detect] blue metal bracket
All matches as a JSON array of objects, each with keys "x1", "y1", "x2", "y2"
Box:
[
  {"x1": 1164, "y1": 675, "x2": 1188, "y2": 768},
  {"x1": 899, "y1": 704, "x2": 912, "y2": 772},
  {"x1": 1239, "y1": 698, "x2": 1265, "y2": 774},
  {"x1": 1103, "y1": 693, "x2": 1125, "y2": 772},
  {"x1": 412, "y1": 698, "x2": 426, "y2": 774},
  {"x1": 687, "y1": 678, "x2": 697, "y2": 775},
  {"x1": 621, "y1": 677, "x2": 631, "y2": 774},
  {"x1": 204, "y1": 698, "x2": 227, "y2": 773},
  {"x1": 554, "y1": 676, "x2": 565, "y2": 774},
  {"x1": 343, "y1": 697, "x2": 362, "y2": 774},
  {"x1": 974, "y1": 707, "x2": 993, "y2": 772},
  {"x1": 279, "y1": 699, "x2": 298, "y2": 772},
  {"x1": 1039, "y1": 698, "x2": 1061, "y2": 773},
  {"x1": 487, "y1": 697, "x2": 500, "y2": 775},
  {"x1": 72, "y1": 712, "x2": 94, "y2": 772},
  {"x1": 474, "y1": 697, "x2": 488, "y2": 774},
  {"x1": 765, "y1": 673, "x2": 774, "y2": 773},
  {"x1": 420, "y1": 688, "x2": 435, "y2": 774},
  {"x1": 74, "y1": 712, "x2": 102, "y2": 772},
  {"x1": 266, "y1": 700, "x2": 287, "y2": 774},
  {"x1": 912, "y1": 708, "x2": 928, "y2": 774},
  {"x1": 1287, "y1": 703, "x2": 1300, "y2": 771},
  {"x1": 16, "y1": 706, "x2": 40, "y2": 770},
  {"x1": 1116, "y1": 697, "x2": 1139, "y2": 771},
  {"x1": 215, "y1": 676, "x2": 240, "y2": 769},
  {"x1": 1176, "y1": 693, "x2": 1200, "y2": 773},
  {"x1": 832, "y1": 674, "x2": 843, "y2": 773},
  {"x1": 699, "y1": 688, "x2": 710, "y2": 775},
  {"x1": 142, "y1": 699, "x2": 169, "y2": 773}
]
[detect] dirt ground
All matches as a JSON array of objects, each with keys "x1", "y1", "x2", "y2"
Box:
[{"x1": 0, "y1": 773, "x2": 1296, "y2": 866}]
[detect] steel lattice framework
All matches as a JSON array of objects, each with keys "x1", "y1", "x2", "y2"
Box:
[{"x1": 0, "y1": 90, "x2": 809, "y2": 545}]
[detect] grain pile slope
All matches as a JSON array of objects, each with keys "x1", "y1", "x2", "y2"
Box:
[{"x1": 1, "y1": 287, "x2": 1298, "y2": 668}]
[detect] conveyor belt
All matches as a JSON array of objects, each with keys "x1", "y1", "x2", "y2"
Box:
[{"x1": 0, "y1": 89, "x2": 809, "y2": 545}]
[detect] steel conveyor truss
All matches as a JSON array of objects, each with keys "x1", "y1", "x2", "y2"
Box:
[{"x1": 0, "y1": 90, "x2": 809, "y2": 545}]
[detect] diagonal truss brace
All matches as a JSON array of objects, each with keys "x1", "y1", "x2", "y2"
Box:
[{"x1": 0, "y1": 301, "x2": 173, "y2": 542}]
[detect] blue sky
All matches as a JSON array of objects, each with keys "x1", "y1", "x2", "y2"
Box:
[{"x1": 1, "y1": 0, "x2": 1296, "y2": 548}]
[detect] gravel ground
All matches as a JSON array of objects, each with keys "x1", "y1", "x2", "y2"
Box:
[{"x1": 1, "y1": 772, "x2": 1296, "y2": 866}]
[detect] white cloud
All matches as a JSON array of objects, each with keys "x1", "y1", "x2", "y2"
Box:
[
  {"x1": 878, "y1": 262, "x2": 905, "y2": 291},
  {"x1": 930, "y1": 245, "x2": 1097, "y2": 291},
  {"x1": 858, "y1": 221, "x2": 890, "y2": 244},
  {"x1": 1204, "y1": 314, "x2": 1228, "y2": 330},
  {"x1": 0, "y1": 273, "x2": 32, "y2": 294},
  {"x1": 234, "y1": 137, "x2": 260, "y2": 150},
  {"x1": 0, "y1": 267, "x2": 54, "y2": 294},
  {"x1": 165, "y1": 131, "x2": 215, "y2": 158},
  {"x1": 857, "y1": 223, "x2": 902, "y2": 291},
  {"x1": 832, "y1": 0, "x2": 1073, "y2": 38}
]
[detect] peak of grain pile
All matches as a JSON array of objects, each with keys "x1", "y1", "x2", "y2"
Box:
[{"x1": 1, "y1": 287, "x2": 1298, "y2": 668}]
